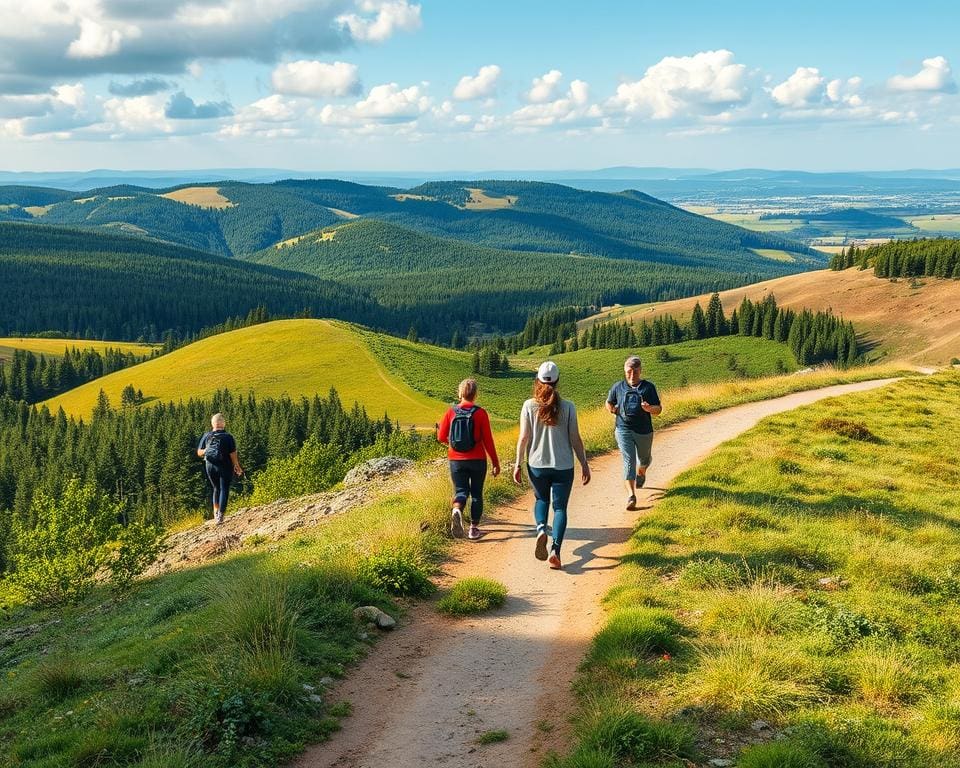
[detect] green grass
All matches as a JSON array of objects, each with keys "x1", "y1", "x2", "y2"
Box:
[
  {"x1": 437, "y1": 577, "x2": 507, "y2": 616},
  {"x1": 367, "y1": 331, "x2": 801, "y2": 422},
  {"x1": 907, "y1": 214, "x2": 960, "y2": 233},
  {"x1": 477, "y1": 729, "x2": 510, "y2": 744},
  {"x1": 752, "y1": 248, "x2": 798, "y2": 263},
  {"x1": 707, "y1": 212, "x2": 805, "y2": 233},
  {"x1": 44, "y1": 319, "x2": 445, "y2": 425},
  {"x1": 0, "y1": 336, "x2": 156, "y2": 363},
  {"x1": 560, "y1": 371, "x2": 960, "y2": 768},
  {"x1": 0, "y1": 357, "x2": 914, "y2": 768}
]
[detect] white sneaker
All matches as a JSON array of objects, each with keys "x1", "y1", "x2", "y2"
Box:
[{"x1": 450, "y1": 508, "x2": 465, "y2": 538}]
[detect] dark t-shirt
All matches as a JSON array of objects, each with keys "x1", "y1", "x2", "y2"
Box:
[
  {"x1": 198, "y1": 429, "x2": 237, "y2": 470},
  {"x1": 607, "y1": 379, "x2": 661, "y2": 434}
]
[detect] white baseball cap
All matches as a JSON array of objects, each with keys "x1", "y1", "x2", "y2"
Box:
[{"x1": 537, "y1": 360, "x2": 559, "y2": 384}]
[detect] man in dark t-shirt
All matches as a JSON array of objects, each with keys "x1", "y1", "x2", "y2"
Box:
[
  {"x1": 605, "y1": 355, "x2": 662, "y2": 510},
  {"x1": 197, "y1": 412, "x2": 243, "y2": 524}
]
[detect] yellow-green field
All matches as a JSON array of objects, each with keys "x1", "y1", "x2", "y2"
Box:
[
  {"x1": 695, "y1": 211, "x2": 804, "y2": 233},
  {"x1": 751, "y1": 247, "x2": 797, "y2": 262},
  {"x1": 0, "y1": 337, "x2": 156, "y2": 362},
  {"x1": 44, "y1": 320, "x2": 445, "y2": 425},
  {"x1": 907, "y1": 214, "x2": 960, "y2": 232}
]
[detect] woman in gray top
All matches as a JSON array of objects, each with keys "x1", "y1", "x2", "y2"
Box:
[{"x1": 513, "y1": 361, "x2": 591, "y2": 570}]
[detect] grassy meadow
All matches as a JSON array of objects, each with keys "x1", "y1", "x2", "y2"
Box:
[
  {"x1": 43, "y1": 320, "x2": 444, "y2": 426},
  {"x1": 554, "y1": 371, "x2": 960, "y2": 768},
  {"x1": 0, "y1": 362, "x2": 914, "y2": 767},
  {"x1": 0, "y1": 337, "x2": 156, "y2": 363}
]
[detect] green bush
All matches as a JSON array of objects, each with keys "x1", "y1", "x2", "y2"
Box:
[
  {"x1": 9, "y1": 480, "x2": 119, "y2": 605},
  {"x1": 108, "y1": 521, "x2": 164, "y2": 592},
  {"x1": 357, "y1": 548, "x2": 434, "y2": 597},
  {"x1": 437, "y1": 577, "x2": 507, "y2": 616},
  {"x1": 477, "y1": 729, "x2": 509, "y2": 744}
]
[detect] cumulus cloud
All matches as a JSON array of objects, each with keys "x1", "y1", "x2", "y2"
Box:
[
  {"x1": 0, "y1": 0, "x2": 417, "y2": 95},
  {"x1": 611, "y1": 50, "x2": 750, "y2": 119},
  {"x1": 319, "y1": 81, "x2": 431, "y2": 125},
  {"x1": 164, "y1": 91, "x2": 233, "y2": 119},
  {"x1": 510, "y1": 78, "x2": 602, "y2": 130},
  {"x1": 771, "y1": 67, "x2": 824, "y2": 108},
  {"x1": 103, "y1": 93, "x2": 171, "y2": 135},
  {"x1": 888, "y1": 56, "x2": 957, "y2": 93},
  {"x1": 452, "y1": 64, "x2": 500, "y2": 101},
  {"x1": 526, "y1": 70, "x2": 563, "y2": 103},
  {"x1": 108, "y1": 77, "x2": 174, "y2": 96},
  {"x1": 271, "y1": 60, "x2": 361, "y2": 97},
  {"x1": 336, "y1": 0, "x2": 421, "y2": 43}
]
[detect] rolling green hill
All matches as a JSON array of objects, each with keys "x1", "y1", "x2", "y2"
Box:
[{"x1": 44, "y1": 319, "x2": 445, "y2": 426}]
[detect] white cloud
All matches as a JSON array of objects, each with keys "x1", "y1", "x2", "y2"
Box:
[
  {"x1": 771, "y1": 67, "x2": 824, "y2": 108},
  {"x1": 67, "y1": 18, "x2": 140, "y2": 59},
  {"x1": 526, "y1": 70, "x2": 563, "y2": 103},
  {"x1": 452, "y1": 64, "x2": 500, "y2": 101},
  {"x1": 888, "y1": 56, "x2": 957, "y2": 93},
  {"x1": 336, "y1": 0, "x2": 421, "y2": 43},
  {"x1": 102, "y1": 94, "x2": 171, "y2": 135},
  {"x1": 271, "y1": 60, "x2": 360, "y2": 97},
  {"x1": 611, "y1": 50, "x2": 750, "y2": 119},
  {"x1": 319, "y1": 82, "x2": 431, "y2": 126},
  {"x1": 510, "y1": 79, "x2": 601, "y2": 130}
]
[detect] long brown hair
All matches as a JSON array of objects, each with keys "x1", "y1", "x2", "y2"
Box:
[{"x1": 533, "y1": 379, "x2": 561, "y2": 425}]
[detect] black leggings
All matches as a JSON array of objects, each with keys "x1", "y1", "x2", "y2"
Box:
[
  {"x1": 449, "y1": 459, "x2": 487, "y2": 524},
  {"x1": 206, "y1": 463, "x2": 232, "y2": 516}
]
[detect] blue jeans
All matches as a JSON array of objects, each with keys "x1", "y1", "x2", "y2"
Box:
[
  {"x1": 527, "y1": 466, "x2": 574, "y2": 552},
  {"x1": 615, "y1": 428, "x2": 654, "y2": 481}
]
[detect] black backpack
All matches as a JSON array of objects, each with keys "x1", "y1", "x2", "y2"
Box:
[
  {"x1": 204, "y1": 432, "x2": 227, "y2": 465},
  {"x1": 621, "y1": 386, "x2": 643, "y2": 419},
  {"x1": 449, "y1": 406, "x2": 476, "y2": 452}
]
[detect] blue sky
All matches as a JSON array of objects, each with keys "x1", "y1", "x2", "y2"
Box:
[{"x1": 1, "y1": 0, "x2": 958, "y2": 171}]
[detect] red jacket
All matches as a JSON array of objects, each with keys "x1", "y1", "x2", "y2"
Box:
[{"x1": 437, "y1": 401, "x2": 500, "y2": 467}]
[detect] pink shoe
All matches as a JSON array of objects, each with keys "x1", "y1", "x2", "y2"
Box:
[{"x1": 467, "y1": 524, "x2": 481, "y2": 540}]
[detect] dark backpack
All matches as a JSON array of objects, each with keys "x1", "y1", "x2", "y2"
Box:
[
  {"x1": 621, "y1": 386, "x2": 644, "y2": 419},
  {"x1": 204, "y1": 432, "x2": 228, "y2": 465},
  {"x1": 449, "y1": 406, "x2": 476, "y2": 452}
]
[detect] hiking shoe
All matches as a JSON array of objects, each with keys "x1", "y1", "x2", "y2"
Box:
[
  {"x1": 450, "y1": 508, "x2": 465, "y2": 538},
  {"x1": 548, "y1": 549, "x2": 562, "y2": 570},
  {"x1": 467, "y1": 524, "x2": 481, "y2": 540},
  {"x1": 535, "y1": 528, "x2": 549, "y2": 561},
  {"x1": 214, "y1": 509, "x2": 223, "y2": 525},
  {"x1": 626, "y1": 495, "x2": 637, "y2": 511}
]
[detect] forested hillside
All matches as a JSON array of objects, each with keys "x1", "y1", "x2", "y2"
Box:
[
  {"x1": 0, "y1": 223, "x2": 384, "y2": 340},
  {"x1": 0, "y1": 179, "x2": 819, "y2": 278},
  {"x1": 249, "y1": 219, "x2": 753, "y2": 341}
]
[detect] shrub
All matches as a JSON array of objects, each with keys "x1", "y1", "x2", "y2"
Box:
[
  {"x1": 437, "y1": 578, "x2": 507, "y2": 616},
  {"x1": 357, "y1": 549, "x2": 434, "y2": 597},
  {"x1": 108, "y1": 521, "x2": 164, "y2": 592},
  {"x1": 9, "y1": 480, "x2": 119, "y2": 605},
  {"x1": 810, "y1": 603, "x2": 875, "y2": 649},
  {"x1": 477, "y1": 729, "x2": 509, "y2": 744}
]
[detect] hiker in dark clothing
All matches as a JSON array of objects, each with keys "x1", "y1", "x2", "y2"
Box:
[
  {"x1": 437, "y1": 378, "x2": 500, "y2": 540},
  {"x1": 606, "y1": 355, "x2": 662, "y2": 511},
  {"x1": 197, "y1": 412, "x2": 243, "y2": 524}
]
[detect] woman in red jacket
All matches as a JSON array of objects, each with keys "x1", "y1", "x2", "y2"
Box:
[{"x1": 437, "y1": 378, "x2": 501, "y2": 539}]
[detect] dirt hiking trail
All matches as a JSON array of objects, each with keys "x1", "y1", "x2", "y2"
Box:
[{"x1": 296, "y1": 379, "x2": 898, "y2": 768}]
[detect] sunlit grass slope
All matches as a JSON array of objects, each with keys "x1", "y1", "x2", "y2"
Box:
[
  {"x1": 366, "y1": 331, "x2": 800, "y2": 422},
  {"x1": 557, "y1": 371, "x2": 960, "y2": 768},
  {"x1": 0, "y1": 337, "x2": 156, "y2": 362},
  {"x1": 45, "y1": 320, "x2": 444, "y2": 426}
]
